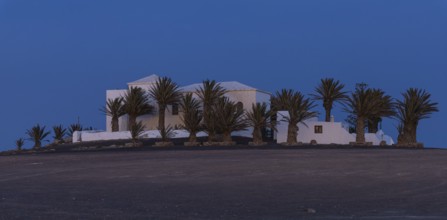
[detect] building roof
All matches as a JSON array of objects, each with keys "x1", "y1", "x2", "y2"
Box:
[
  {"x1": 128, "y1": 74, "x2": 160, "y2": 85},
  {"x1": 127, "y1": 75, "x2": 271, "y2": 94},
  {"x1": 180, "y1": 81, "x2": 269, "y2": 93}
]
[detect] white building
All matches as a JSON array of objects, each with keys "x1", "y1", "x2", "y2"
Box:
[
  {"x1": 275, "y1": 111, "x2": 394, "y2": 145},
  {"x1": 105, "y1": 74, "x2": 271, "y2": 132}
]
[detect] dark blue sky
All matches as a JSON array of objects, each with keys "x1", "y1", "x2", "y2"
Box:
[{"x1": 0, "y1": 0, "x2": 445, "y2": 150}]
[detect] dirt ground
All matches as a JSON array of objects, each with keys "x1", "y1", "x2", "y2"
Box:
[{"x1": 1, "y1": 148, "x2": 447, "y2": 219}]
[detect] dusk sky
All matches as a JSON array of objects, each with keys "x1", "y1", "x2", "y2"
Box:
[{"x1": 0, "y1": 0, "x2": 445, "y2": 150}]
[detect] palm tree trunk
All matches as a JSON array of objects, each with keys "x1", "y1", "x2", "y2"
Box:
[
  {"x1": 128, "y1": 115, "x2": 136, "y2": 131},
  {"x1": 207, "y1": 132, "x2": 215, "y2": 142},
  {"x1": 287, "y1": 123, "x2": 298, "y2": 145},
  {"x1": 223, "y1": 132, "x2": 232, "y2": 142},
  {"x1": 252, "y1": 127, "x2": 263, "y2": 144},
  {"x1": 158, "y1": 105, "x2": 166, "y2": 130},
  {"x1": 189, "y1": 132, "x2": 197, "y2": 143},
  {"x1": 409, "y1": 123, "x2": 418, "y2": 143},
  {"x1": 356, "y1": 117, "x2": 366, "y2": 143},
  {"x1": 112, "y1": 116, "x2": 119, "y2": 132},
  {"x1": 203, "y1": 105, "x2": 215, "y2": 142},
  {"x1": 398, "y1": 124, "x2": 410, "y2": 145},
  {"x1": 325, "y1": 107, "x2": 331, "y2": 122},
  {"x1": 34, "y1": 140, "x2": 41, "y2": 149}
]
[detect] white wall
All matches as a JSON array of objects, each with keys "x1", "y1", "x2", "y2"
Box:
[
  {"x1": 127, "y1": 83, "x2": 156, "y2": 92},
  {"x1": 255, "y1": 91, "x2": 271, "y2": 107},
  {"x1": 225, "y1": 90, "x2": 256, "y2": 112},
  {"x1": 275, "y1": 111, "x2": 394, "y2": 145},
  {"x1": 73, "y1": 130, "x2": 209, "y2": 143}
]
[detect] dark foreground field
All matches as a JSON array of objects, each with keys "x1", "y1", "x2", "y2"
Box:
[{"x1": 1, "y1": 148, "x2": 447, "y2": 220}]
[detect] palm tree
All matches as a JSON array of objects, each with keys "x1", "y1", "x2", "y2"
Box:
[
  {"x1": 396, "y1": 88, "x2": 438, "y2": 145},
  {"x1": 26, "y1": 124, "x2": 50, "y2": 149},
  {"x1": 196, "y1": 80, "x2": 226, "y2": 141},
  {"x1": 179, "y1": 93, "x2": 203, "y2": 143},
  {"x1": 271, "y1": 89, "x2": 317, "y2": 145},
  {"x1": 213, "y1": 97, "x2": 248, "y2": 142},
  {"x1": 122, "y1": 87, "x2": 153, "y2": 130},
  {"x1": 149, "y1": 77, "x2": 182, "y2": 131},
  {"x1": 15, "y1": 138, "x2": 25, "y2": 151},
  {"x1": 53, "y1": 125, "x2": 67, "y2": 143},
  {"x1": 100, "y1": 97, "x2": 125, "y2": 132},
  {"x1": 245, "y1": 102, "x2": 273, "y2": 144},
  {"x1": 68, "y1": 123, "x2": 83, "y2": 137},
  {"x1": 130, "y1": 121, "x2": 145, "y2": 146},
  {"x1": 311, "y1": 78, "x2": 348, "y2": 122},
  {"x1": 344, "y1": 85, "x2": 395, "y2": 144}
]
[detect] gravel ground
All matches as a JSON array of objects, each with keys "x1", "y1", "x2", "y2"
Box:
[{"x1": 1, "y1": 148, "x2": 447, "y2": 219}]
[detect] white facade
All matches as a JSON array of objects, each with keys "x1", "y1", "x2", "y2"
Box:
[{"x1": 275, "y1": 111, "x2": 394, "y2": 145}]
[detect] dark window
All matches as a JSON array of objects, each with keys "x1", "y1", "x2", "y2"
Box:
[
  {"x1": 172, "y1": 104, "x2": 179, "y2": 115},
  {"x1": 314, "y1": 125, "x2": 323, "y2": 134}
]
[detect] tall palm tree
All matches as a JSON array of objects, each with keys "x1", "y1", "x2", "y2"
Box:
[
  {"x1": 149, "y1": 77, "x2": 182, "y2": 131},
  {"x1": 26, "y1": 124, "x2": 50, "y2": 149},
  {"x1": 272, "y1": 89, "x2": 317, "y2": 145},
  {"x1": 179, "y1": 93, "x2": 203, "y2": 143},
  {"x1": 311, "y1": 78, "x2": 348, "y2": 122},
  {"x1": 245, "y1": 102, "x2": 273, "y2": 144},
  {"x1": 53, "y1": 125, "x2": 67, "y2": 143},
  {"x1": 15, "y1": 138, "x2": 25, "y2": 151},
  {"x1": 213, "y1": 97, "x2": 247, "y2": 142},
  {"x1": 122, "y1": 87, "x2": 153, "y2": 130},
  {"x1": 100, "y1": 97, "x2": 125, "y2": 132},
  {"x1": 196, "y1": 80, "x2": 226, "y2": 141},
  {"x1": 396, "y1": 88, "x2": 438, "y2": 145},
  {"x1": 344, "y1": 86, "x2": 395, "y2": 144}
]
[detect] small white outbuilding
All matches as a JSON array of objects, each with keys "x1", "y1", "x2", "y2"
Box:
[{"x1": 275, "y1": 111, "x2": 394, "y2": 145}]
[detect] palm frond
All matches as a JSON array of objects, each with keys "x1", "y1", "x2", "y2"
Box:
[
  {"x1": 272, "y1": 89, "x2": 318, "y2": 125},
  {"x1": 214, "y1": 97, "x2": 248, "y2": 133},
  {"x1": 310, "y1": 78, "x2": 348, "y2": 122},
  {"x1": 179, "y1": 93, "x2": 203, "y2": 139},
  {"x1": 26, "y1": 124, "x2": 50, "y2": 149},
  {"x1": 395, "y1": 88, "x2": 438, "y2": 144},
  {"x1": 149, "y1": 77, "x2": 182, "y2": 107},
  {"x1": 130, "y1": 121, "x2": 145, "y2": 142},
  {"x1": 52, "y1": 125, "x2": 67, "y2": 141},
  {"x1": 123, "y1": 87, "x2": 154, "y2": 129},
  {"x1": 68, "y1": 123, "x2": 83, "y2": 137},
  {"x1": 15, "y1": 138, "x2": 25, "y2": 151},
  {"x1": 196, "y1": 80, "x2": 226, "y2": 140},
  {"x1": 148, "y1": 77, "x2": 182, "y2": 130}
]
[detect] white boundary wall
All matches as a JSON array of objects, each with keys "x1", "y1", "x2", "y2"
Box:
[{"x1": 72, "y1": 130, "x2": 252, "y2": 143}]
